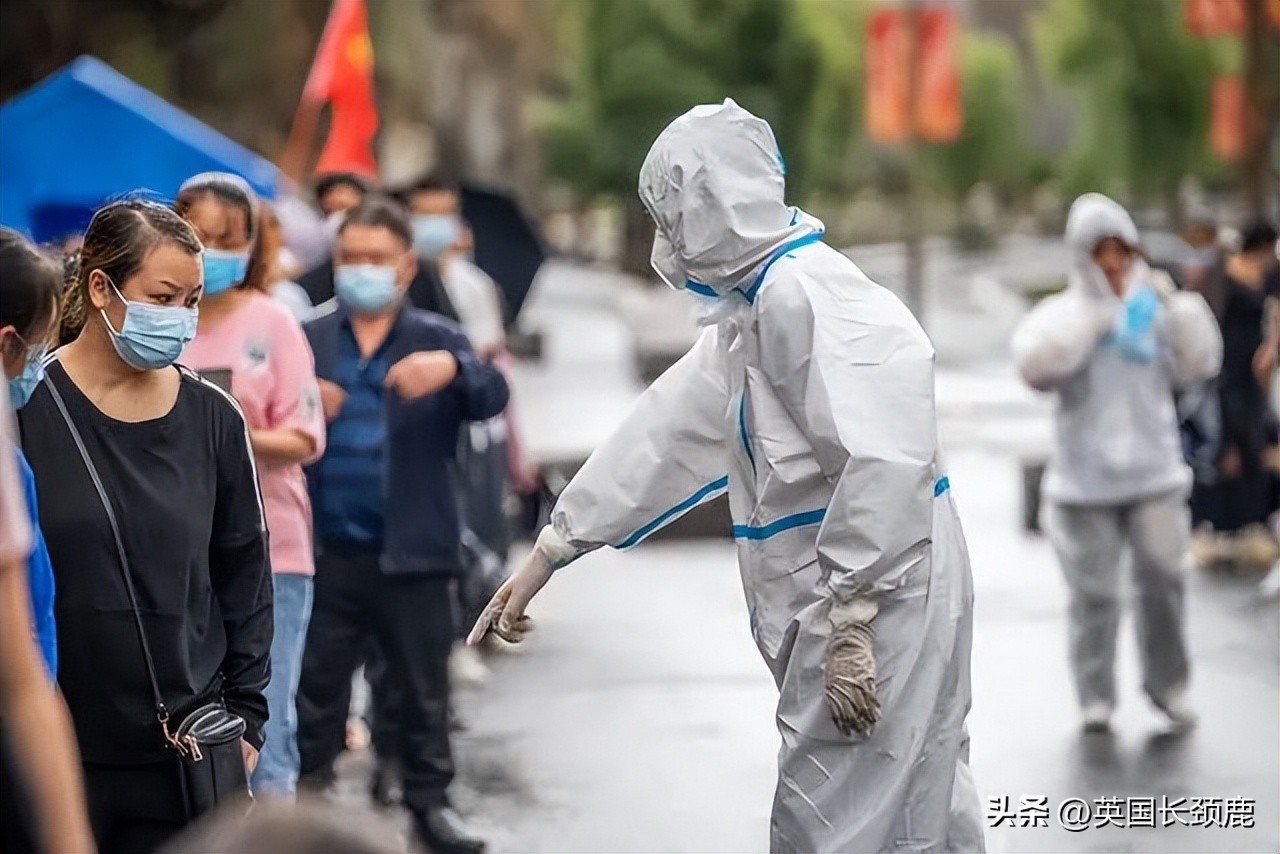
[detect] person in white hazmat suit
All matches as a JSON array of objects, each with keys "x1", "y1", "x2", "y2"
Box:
[
  {"x1": 1011, "y1": 193, "x2": 1222, "y2": 733},
  {"x1": 469, "y1": 100, "x2": 985, "y2": 853}
]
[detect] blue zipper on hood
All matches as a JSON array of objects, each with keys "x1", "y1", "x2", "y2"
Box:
[
  {"x1": 684, "y1": 226, "x2": 825, "y2": 302},
  {"x1": 739, "y1": 231, "x2": 825, "y2": 304}
]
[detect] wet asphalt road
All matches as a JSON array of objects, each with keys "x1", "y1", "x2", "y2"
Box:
[
  {"x1": 327, "y1": 262, "x2": 1278, "y2": 852},
  {"x1": 437, "y1": 447, "x2": 1278, "y2": 854}
]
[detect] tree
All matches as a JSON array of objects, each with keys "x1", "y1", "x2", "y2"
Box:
[
  {"x1": 1034, "y1": 0, "x2": 1222, "y2": 217},
  {"x1": 790, "y1": 0, "x2": 868, "y2": 197},
  {"x1": 419, "y1": 0, "x2": 554, "y2": 202},
  {"x1": 541, "y1": 0, "x2": 821, "y2": 274},
  {"x1": 0, "y1": 0, "x2": 235, "y2": 101},
  {"x1": 923, "y1": 30, "x2": 1029, "y2": 201},
  {"x1": 0, "y1": 0, "x2": 329, "y2": 160}
]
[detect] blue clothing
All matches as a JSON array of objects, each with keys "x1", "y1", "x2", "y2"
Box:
[
  {"x1": 15, "y1": 448, "x2": 56, "y2": 677},
  {"x1": 305, "y1": 303, "x2": 509, "y2": 576},
  {"x1": 251, "y1": 572, "x2": 313, "y2": 797},
  {"x1": 314, "y1": 321, "x2": 391, "y2": 551}
]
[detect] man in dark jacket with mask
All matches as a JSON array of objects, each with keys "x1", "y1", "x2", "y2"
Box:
[{"x1": 296, "y1": 197, "x2": 505, "y2": 854}]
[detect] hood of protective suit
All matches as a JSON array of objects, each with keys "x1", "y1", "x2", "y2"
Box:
[
  {"x1": 639, "y1": 99, "x2": 822, "y2": 296},
  {"x1": 1065, "y1": 193, "x2": 1142, "y2": 300}
]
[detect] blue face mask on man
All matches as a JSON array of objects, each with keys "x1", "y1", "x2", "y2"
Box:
[
  {"x1": 99, "y1": 276, "x2": 199, "y2": 371},
  {"x1": 412, "y1": 214, "x2": 460, "y2": 259},
  {"x1": 6, "y1": 339, "x2": 47, "y2": 410},
  {"x1": 201, "y1": 247, "x2": 250, "y2": 296},
  {"x1": 335, "y1": 263, "x2": 401, "y2": 314}
]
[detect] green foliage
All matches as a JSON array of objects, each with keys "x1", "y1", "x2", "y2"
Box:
[
  {"x1": 540, "y1": 0, "x2": 824, "y2": 202},
  {"x1": 1034, "y1": 0, "x2": 1221, "y2": 200},
  {"x1": 923, "y1": 31, "x2": 1028, "y2": 200},
  {"x1": 542, "y1": 0, "x2": 1042, "y2": 209},
  {"x1": 791, "y1": 0, "x2": 870, "y2": 195}
]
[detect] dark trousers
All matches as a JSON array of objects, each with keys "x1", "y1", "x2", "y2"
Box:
[
  {"x1": 366, "y1": 643, "x2": 402, "y2": 760},
  {"x1": 83, "y1": 760, "x2": 188, "y2": 854},
  {"x1": 297, "y1": 552, "x2": 457, "y2": 811}
]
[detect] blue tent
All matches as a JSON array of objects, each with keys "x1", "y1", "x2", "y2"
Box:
[{"x1": 0, "y1": 56, "x2": 279, "y2": 243}]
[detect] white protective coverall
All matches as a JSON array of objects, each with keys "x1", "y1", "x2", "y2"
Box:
[
  {"x1": 538, "y1": 100, "x2": 984, "y2": 852},
  {"x1": 1010, "y1": 194, "x2": 1222, "y2": 717}
]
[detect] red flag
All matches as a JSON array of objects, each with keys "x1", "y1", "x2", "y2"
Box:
[
  {"x1": 866, "y1": 8, "x2": 909, "y2": 143},
  {"x1": 913, "y1": 7, "x2": 963, "y2": 142},
  {"x1": 295, "y1": 0, "x2": 378, "y2": 179},
  {"x1": 1210, "y1": 75, "x2": 1244, "y2": 160},
  {"x1": 1185, "y1": 0, "x2": 1245, "y2": 36}
]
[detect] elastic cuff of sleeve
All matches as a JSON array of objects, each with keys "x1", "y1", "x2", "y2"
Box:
[
  {"x1": 535, "y1": 524, "x2": 581, "y2": 570},
  {"x1": 829, "y1": 596, "x2": 878, "y2": 627},
  {"x1": 447, "y1": 350, "x2": 475, "y2": 391},
  {"x1": 234, "y1": 718, "x2": 265, "y2": 751}
]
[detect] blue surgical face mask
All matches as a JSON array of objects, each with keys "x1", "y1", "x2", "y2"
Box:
[
  {"x1": 201, "y1": 247, "x2": 250, "y2": 296},
  {"x1": 6, "y1": 340, "x2": 47, "y2": 410},
  {"x1": 335, "y1": 264, "x2": 401, "y2": 314},
  {"x1": 99, "y1": 277, "x2": 198, "y2": 371},
  {"x1": 412, "y1": 214, "x2": 460, "y2": 259}
]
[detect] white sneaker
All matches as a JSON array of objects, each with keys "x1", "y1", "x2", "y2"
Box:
[
  {"x1": 1081, "y1": 703, "x2": 1113, "y2": 733},
  {"x1": 1188, "y1": 525, "x2": 1220, "y2": 570},
  {"x1": 1259, "y1": 562, "x2": 1280, "y2": 599},
  {"x1": 1234, "y1": 524, "x2": 1280, "y2": 568},
  {"x1": 1153, "y1": 690, "x2": 1198, "y2": 733},
  {"x1": 448, "y1": 643, "x2": 491, "y2": 687}
]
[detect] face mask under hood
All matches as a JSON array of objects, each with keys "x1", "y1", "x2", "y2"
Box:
[{"x1": 638, "y1": 99, "x2": 823, "y2": 298}]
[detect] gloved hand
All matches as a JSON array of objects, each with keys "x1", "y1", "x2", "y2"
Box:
[
  {"x1": 824, "y1": 598, "x2": 880, "y2": 737},
  {"x1": 1111, "y1": 286, "x2": 1160, "y2": 363},
  {"x1": 1124, "y1": 286, "x2": 1161, "y2": 334},
  {"x1": 466, "y1": 526, "x2": 576, "y2": 645}
]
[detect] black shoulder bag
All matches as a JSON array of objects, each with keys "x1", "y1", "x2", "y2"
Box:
[{"x1": 46, "y1": 376, "x2": 250, "y2": 819}]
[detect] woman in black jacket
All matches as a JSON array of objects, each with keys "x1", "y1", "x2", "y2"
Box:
[
  {"x1": 18, "y1": 200, "x2": 272, "y2": 854},
  {"x1": 1191, "y1": 221, "x2": 1280, "y2": 544}
]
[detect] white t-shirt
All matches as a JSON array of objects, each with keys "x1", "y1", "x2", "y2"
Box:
[
  {"x1": 439, "y1": 257, "x2": 505, "y2": 354},
  {"x1": 272, "y1": 279, "x2": 317, "y2": 325}
]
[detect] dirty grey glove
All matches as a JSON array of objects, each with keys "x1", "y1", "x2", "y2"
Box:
[
  {"x1": 467, "y1": 526, "x2": 579, "y2": 645},
  {"x1": 823, "y1": 598, "x2": 880, "y2": 736}
]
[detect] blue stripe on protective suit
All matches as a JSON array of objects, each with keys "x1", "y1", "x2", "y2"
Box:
[
  {"x1": 685, "y1": 280, "x2": 719, "y2": 298},
  {"x1": 685, "y1": 228, "x2": 824, "y2": 301},
  {"x1": 733, "y1": 508, "x2": 827, "y2": 540},
  {"x1": 733, "y1": 476, "x2": 951, "y2": 541},
  {"x1": 614, "y1": 476, "x2": 730, "y2": 549},
  {"x1": 738, "y1": 393, "x2": 756, "y2": 471},
  {"x1": 740, "y1": 232, "x2": 825, "y2": 303}
]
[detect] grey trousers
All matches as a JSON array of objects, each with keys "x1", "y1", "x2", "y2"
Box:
[{"x1": 1043, "y1": 490, "x2": 1191, "y2": 709}]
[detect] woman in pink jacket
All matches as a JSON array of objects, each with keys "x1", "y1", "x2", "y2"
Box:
[{"x1": 177, "y1": 172, "x2": 327, "y2": 798}]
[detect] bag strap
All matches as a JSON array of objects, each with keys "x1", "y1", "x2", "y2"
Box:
[{"x1": 44, "y1": 370, "x2": 173, "y2": 735}]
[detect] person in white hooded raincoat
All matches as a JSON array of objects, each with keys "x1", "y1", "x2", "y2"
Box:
[
  {"x1": 1011, "y1": 193, "x2": 1222, "y2": 733},
  {"x1": 469, "y1": 100, "x2": 985, "y2": 853}
]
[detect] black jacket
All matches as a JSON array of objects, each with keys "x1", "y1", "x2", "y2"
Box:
[
  {"x1": 304, "y1": 304, "x2": 509, "y2": 575},
  {"x1": 19, "y1": 364, "x2": 272, "y2": 761}
]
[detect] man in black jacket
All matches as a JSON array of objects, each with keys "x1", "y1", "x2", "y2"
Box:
[{"x1": 296, "y1": 197, "x2": 506, "y2": 854}]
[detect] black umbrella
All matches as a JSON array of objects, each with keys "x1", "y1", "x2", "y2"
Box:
[{"x1": 460, "y1": 185, "x2": 546, "y2": 324}]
